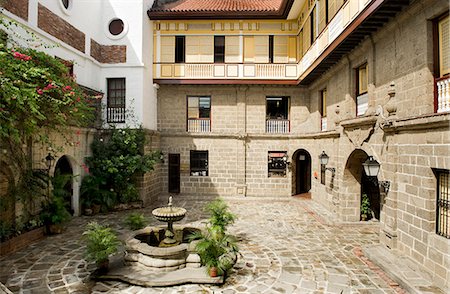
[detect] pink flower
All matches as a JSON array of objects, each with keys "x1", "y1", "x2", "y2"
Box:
[
  {"x1": 63, "y1": 85, "x2": 72, "y2": 91},
  {"x1": 37, "y1": 89, "x2": 44, "y2": 95},
  {"x1": 69, "y1": 91, "x2": 75, "y2": 96},
  {"x1": 76, "y1": 97, "x2": 81, "y2": 102},
  {"x1": 81, "y1": 163, "x2": 90, "y2": 174}
]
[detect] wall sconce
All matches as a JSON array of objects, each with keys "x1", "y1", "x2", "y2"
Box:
[
  {"x1": 45, "y1": 152, "x2": 55, "y2": 173},
  {"x1": 319, "y1": 151, "x2": 335, "y2": 173},
  {"x1": 362, "y1": 156, "x2": 390, "y2": 193}
]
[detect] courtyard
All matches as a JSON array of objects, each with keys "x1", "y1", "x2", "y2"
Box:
[{"x1": 1, "y1": 195, "x2": 410, "y2": 294}]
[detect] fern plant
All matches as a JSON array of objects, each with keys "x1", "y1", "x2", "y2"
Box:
[
  {"x1": 83, "y1": 222, "x2": 121, "y2": 267},
  {"x1": 124, "y1": 212, "x2": 147, "y2": 230}
]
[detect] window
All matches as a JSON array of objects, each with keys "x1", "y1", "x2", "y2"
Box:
[
  {"x1": 109, "y1": 19, "x2": 124, "y2": 36},
  {"x1": 187, "y1": 96, "x2": 211, "y2": 132},
  {"x1": 214, "y1": 36, "x2": 225, "y2": 63},
  {"x1": 61, "y1": 0, "x2": 70, "y2": 9},
  {"x1": 107, "y1": 78, "x2": 126, "y2": 123},
  {"x1": 269, "y1": 35, "x2": 274, "y2": 63},
  {"x1": 435, "y1": 14, "x2": 449, "y2": 113},
  {"x1": 310, "y1": 5, "x2": 317, "y2": 44},
  {"x1": 266, "y1": 97, "x2": 289, "y2": 133},
  {"x1": 268, "y1": 151, "x2": 287, "y2": 177},
  {"x1": 436, "y1": 169, "x2": 450, "y2": 239},
  {"x1": 356, "y1": 63, "x2": 368, "y2": 116},
  {"x1": 175, "y1": 36, "x2": 185, "y2": 63},
  {"x1": 190, "y1": 151, "x2": 208, "y2": 176},
  {"x1": 320, "y1": 89, "x2": 327, "y2": 131}
]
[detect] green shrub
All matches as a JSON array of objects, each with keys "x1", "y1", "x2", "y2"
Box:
[
  {"x1": 124, "y1": 213, "x2": 147, "y2": 230},
  {"x1": 83, "y1": 222, "x2": 120, "y2": 264},
  {"x1": 205, "y1": 198, "x2": 236, "y2": 233}
]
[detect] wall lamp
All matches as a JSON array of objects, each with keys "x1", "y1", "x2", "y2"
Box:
[
  {"x1": 45, "y1": 152, "x2": 55, "y2": 173},
  {"x1": 319, "y1": 151, "x2": 336, "y2": 173},
  {"x1": 362, "y1": 156, "x2": 390, "y2": 193}
]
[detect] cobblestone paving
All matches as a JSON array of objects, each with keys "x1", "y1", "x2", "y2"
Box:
[{"x1": 0, "y1": 197, "x2": 405, "y2": 294}]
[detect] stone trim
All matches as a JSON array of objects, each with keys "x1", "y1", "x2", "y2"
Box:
[
  {"x1": 339, "y1": 115, "x2": 378, "y2": 129},
  {"x1": 90, "y1": 39, "x2": 126, "y2": 64},
  {"x1": 37, "y1": 4, "x2": 85, "y2": 53},
  {"x1": 383, "y1": 112, "x2": 450, "y2": 132},
  {"x1": 160, "y1": 131, "x2": 340, "y2": 139},
  {"x1": 3, "y1": 0, "x2": 29, "y2": 21}
]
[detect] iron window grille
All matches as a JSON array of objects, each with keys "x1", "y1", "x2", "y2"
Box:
[
  {"x1": 190, "y1": 151, "x2": 208, "y2": 176},
  {"x1": 106, "y1": 78, "x2": 126, "y2": 123},
  {"x1": 436, "y1": 169, "x2": 450, "y2": 239}
]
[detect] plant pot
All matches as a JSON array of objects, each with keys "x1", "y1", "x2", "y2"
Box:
[
  {"x1": 47, "y1": 223, "x2": 65, "y2": 234},
  {"x1": 209, "y1": 266, "x2": 218, "y2": 277},
  {"x1": 96, "y1": 259, "x2": 109, "y2": 273},
  {"x1": 92, "y1": 204, "x2": 101, "y2": 215}
]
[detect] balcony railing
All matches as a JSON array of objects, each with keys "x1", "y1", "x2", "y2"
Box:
[
  {"x1": 436, "y1": 76, "x2": 450, "y2": 113},
  {"x1": 266, "y1": 119, "x2": 289, "y2": 134},
  {"x1": 155, "y1": 63, "x2": 298, "y2": 80},
  {"x1": 187, "y1": 118, "x2": 210, "y2": 132},
  {"x1": 321, "y1": 117, "x2": 327, "y2": 131},
  {"x1": 107, "y1": 107, "x2": 126, "y2": 123}
]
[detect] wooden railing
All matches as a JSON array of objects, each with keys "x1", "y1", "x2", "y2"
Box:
[
  {"x1": 436, "y1": 76, "x2": 450, "y2": 113},
  {"x1": 187, "y1": 118, "x2": 210, "y2": 132},
  {"x1": 266, "y1": 119, "x2": 289, "y2": 133},
  {"x1": 107, "y1": 107, "x2": 126, "y2": 123}
]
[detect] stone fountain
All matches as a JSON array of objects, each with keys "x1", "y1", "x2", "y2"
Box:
[
  {"x1": 97, "y1": 196, "x2": 223, "y2": 286},
  {"x1": 151, "y1": 196, "x2": 186, "y2": 246}
]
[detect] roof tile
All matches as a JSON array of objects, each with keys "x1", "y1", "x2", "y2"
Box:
[{"x1": 150, "y1": 0, "x2": 284, "y2": 13}]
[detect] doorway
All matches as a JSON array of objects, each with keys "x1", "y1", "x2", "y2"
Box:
[
  {"x1": 293, "y1": 149, "x2": 311, "y2": 194},
  {"x1": 54, "y1": 155, "x2": 74, "y2": 215},
  {"x1": 168, "y1": 154, "x2": 180, "y2": 193}
]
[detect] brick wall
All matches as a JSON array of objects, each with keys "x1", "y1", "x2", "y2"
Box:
[
  {"x1": 37, "y1": 4, "x2": 85, "y2": 53},
  {"x1": 90, "y1": 39, "x2": 127, "y2": 64},
  {"x1": 3, "y1": 0, "x2": 29, "y2": 21}
]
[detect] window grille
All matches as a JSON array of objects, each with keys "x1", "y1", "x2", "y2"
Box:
[{"x1": 437, "y1": 170, "x2": 450, "y2": 238}]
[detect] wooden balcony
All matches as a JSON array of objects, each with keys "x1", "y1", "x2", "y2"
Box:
[
  {"x1": 107, "y1": 107, "x2": 126, "y2": 123},
  {"x1": 436, "y1": 76, "x2": 450, "y2": 113},
  {"x1": 266, "y1": 119, "x2": 289, "y2": 134},
  {"x1": 154, "y1": 63, "x2": 298, "y2": 81},
  {"x1": 187, "y1": 118, "x2": 211, "y2": 132}
]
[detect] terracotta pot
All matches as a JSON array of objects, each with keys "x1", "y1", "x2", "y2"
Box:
[
  {"x1": 96, "y1": 259, "x2": 109, "y2": 273},
  {"x1": 209, "y1": 266, "x2": 218, "y2": 277}
]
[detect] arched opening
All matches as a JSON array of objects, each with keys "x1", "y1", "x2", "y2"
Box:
[
  {"x1": 292, "y1": 149, "x2": 311, "y2": 195},
  {"x1": 343, "y1": 149, "x2": 381, "y2": 221},
  {"x1": 54, "y1": 155, "x2": 74, "y2": 215}
]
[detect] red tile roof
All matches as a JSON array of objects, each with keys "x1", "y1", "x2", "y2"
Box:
[
  {"x1": 148, "y1": 0, "x2": 294, "y2": 19},
  {"x1": 151, "y1": 0, "x2": 284, "y2": 12}
]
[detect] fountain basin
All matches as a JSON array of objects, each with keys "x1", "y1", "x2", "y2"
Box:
[{"x1": 152, "y1": 207, "x2": 186, "y2": 223}]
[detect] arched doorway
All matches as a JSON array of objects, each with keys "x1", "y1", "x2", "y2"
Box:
[
  {"x1": 343, "y1": 149, "x2": 381, "y2": 221},
  {"x1": 292, "y1": 149, "x2": 311, "y2": 195},
  {"x1": 54, "y1": 156, "x2": 74, "y2": 215}
]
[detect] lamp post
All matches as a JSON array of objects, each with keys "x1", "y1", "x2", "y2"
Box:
[
  {"x1": 319, "y1": 151, "x2": 335, "y2": 173},
  {"x1": 45, "y1": 152, "x2": 55, "y2": 199},
  {"x1": 362, "y1": 156, "x2": 390, "y2": 193}
]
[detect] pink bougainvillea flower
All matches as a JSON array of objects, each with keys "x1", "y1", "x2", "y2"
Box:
[
  {"x1": 81, "y1": 163, "x2": 90, "y2": 174},
  {"x1": 63, "y1": 85, "x2": 72, "y2": 91},
  {"x1": 76, "y1": 97, "x2": 81, "y2": 102},
  {"x1": 37, "y1": 89, "x2": 44, "y2": 95},
  {"x1": 69, "y1": 91, "x2": 75, "y2": 96}
]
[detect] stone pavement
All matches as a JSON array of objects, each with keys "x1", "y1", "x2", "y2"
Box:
[{"x1": 0, "y1": 196, "x2": 413, "y2": 293}]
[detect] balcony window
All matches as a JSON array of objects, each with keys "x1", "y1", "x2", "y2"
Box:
[
  {"x1": 175, "y1": 36, "x2": 185, "y2": 63},
  {"x1": 268, "y1": 151, "x2": 287, "y2": 177},
  {"x1": 187, "y1": 96, "x2": 210, "y2": 132},
  {"x1": 320, "y1": 89, "x2": 327, "y2": 131},
  {"x1": 356, "y1": 63, "x2": 368, "y2": 116},
  {"x1": 107, "y1": 78, "x2": 125, "y2": 123},
  {"x1": 266, "y1": 97, "x2": 289, "y2": 133},
  {"x1": 269, "y1": 35, "x2": 274, "y2": 63},
  {"x1": 310, "y1": 5, "x2": 317, "y2": 44},
  {"x1": 435, "y1": 14, "x2": 449, "y2": 113},
  {"x1": 214, "y1": 36, "x2": 225, "y2": 63},
  {"x1": 190, "y1": 151, "x2": 208, "y2": 176}
]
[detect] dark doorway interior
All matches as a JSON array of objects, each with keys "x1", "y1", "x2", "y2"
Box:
[
  {"x1": 168, "y1": 154, "x2": 180, "y2": 193},
  {"x1": 54, "y1": 156, "x2": 73, "y2": 215},
  {"x1": 294, "y1": 149, "x2": 311, "y2": 194},
  {"x1": 362, "y1": 172, "x2": 381, "y2": 220}
]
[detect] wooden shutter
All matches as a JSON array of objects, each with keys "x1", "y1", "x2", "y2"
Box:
[
  {"x1": 303, "y1": 17, "x2": 311, "y2": 53},
  {"x1": 244, "y1": 36, "x2": 255, "y2": 62},
  {"x1": 288, "y1": 36, "x2": 297, "y2": 63},
  {"x1": 254, "y1": 36, "x2": 269, "y2": 63},
  {"x1": 274, "y1": 36, "x2": 288, "y2": 63},
  {"x1": 160, "y1": 36, "x2": 175, "y2": 63},
  {"x1": 439, "y1": 16, "x2": 449, "y2": 76},
  {"x1": 186, "y1": 36, "x2": 213, "y2": 63},
  {"x1": 318, "y1": 0, "x2": 327, "y2": 33},
  {"x1": 225, "y1": 36, "x2": 240, "y2": 63}
]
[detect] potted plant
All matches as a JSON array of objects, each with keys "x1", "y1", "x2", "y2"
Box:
[
  {"x1": 190, "y1": 198, "x2": 239, "y2": 277},
  {"x1": 82, "y1": 222, "x2": 121, "y2": 272},
  {"x1": 361, "y1": 193, "x2": 371, "y2": 221},
  {"x1": 40, "y1": 173, "x2": 72, "y2": 234}
]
